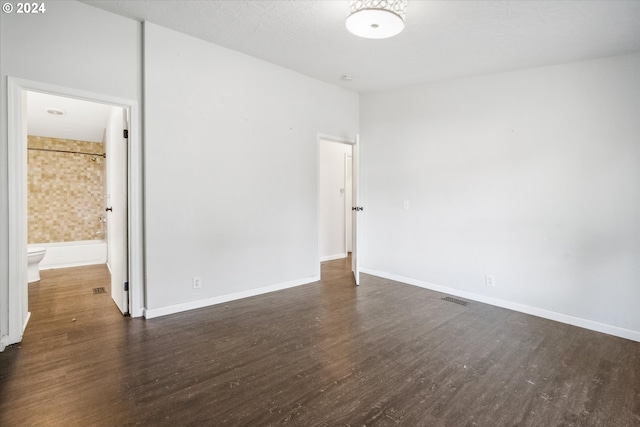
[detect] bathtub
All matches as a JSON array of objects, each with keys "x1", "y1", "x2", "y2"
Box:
[{"x1": 36, "y1": 240, "x2": 107, "y2": 270}]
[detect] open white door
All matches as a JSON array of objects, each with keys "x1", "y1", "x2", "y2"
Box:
[
  {"x1": 352, "y1": 135, "x2": 361, "y2": 285},
  {"x1": 106, "y1": 107, "x2": 129, "y2": 314}
]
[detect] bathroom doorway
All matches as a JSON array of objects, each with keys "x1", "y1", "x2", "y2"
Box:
[
  {"x1": 25, "y1": 91, "x2": 129, "y2": 314},
  {"x1": 6, "y1": 77, "x2": 144, "y2": 346}
]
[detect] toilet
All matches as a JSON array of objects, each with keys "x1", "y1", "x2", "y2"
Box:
[{"x1": 27, "y1": 246, "x2": 47, "y2": 283}]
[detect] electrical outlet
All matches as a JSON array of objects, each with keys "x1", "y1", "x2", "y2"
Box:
[
  {"x1": 485, "y1": 275, "x2": 495, "y2": 287},
  {"x1": 193, "y1": 277, "x2": 202, "y2": 289}
]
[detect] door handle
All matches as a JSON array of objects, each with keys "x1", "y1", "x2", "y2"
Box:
[
  {"x1": 105, "y1": 207, "x2": 113, "y2": 212},
  {"x1": 352, "y1": 207, "x2": 364, "y2": 211}
]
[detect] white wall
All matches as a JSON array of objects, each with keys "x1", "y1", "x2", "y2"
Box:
[
  {"x1": 319, "y1": 141, "x2": 352, "y2": 261},
  {"x1": 0, "y1": 1, "x2": 141, "y2": 347},
  {"x1": 143, "y1": 23, "x2": 358, "y2": 315},
  {"x1": 360, "y1": 53, "x2": 640, "y2": 340}
]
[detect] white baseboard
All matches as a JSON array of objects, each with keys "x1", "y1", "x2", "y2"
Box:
[
  {"x1": 23, "y1": 311, "x2": 31, "y2": 334},
  {"x1": 360, "y1": 267, "x2": 640, "y2": 343},
  {"x1": 320, "y1": 253, "x2": 347, "y2": 262},
  {"x1": 0, "y1": 311, "x2": 32, "y2": 353},
  {"x1": 41, "y1": 260, "x2": 106, "y2": 270},
  {"x1": 144, "y1": 275, "x2": 320, "y2": 319}
]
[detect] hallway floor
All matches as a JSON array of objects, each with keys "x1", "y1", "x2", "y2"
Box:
[{"x1": 1, "y1": 260, "x2": 639, "y2": 426}]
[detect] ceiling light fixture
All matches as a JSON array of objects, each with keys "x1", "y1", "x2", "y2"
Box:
[{"x1": 345, "y1": 0, "x2": 407, "y2": 39}]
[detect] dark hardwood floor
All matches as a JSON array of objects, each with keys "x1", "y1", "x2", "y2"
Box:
[{"x1": 1, "y1": 259, "x2": 639, "y2": 426}]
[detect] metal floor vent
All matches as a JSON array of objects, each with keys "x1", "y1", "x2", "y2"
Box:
[
  {"x1": 93, "y1": 287, "x2": 107, "y2": 295},
  {"x1": 442, "y1": 296, "x2": 468, "y2": 306}
]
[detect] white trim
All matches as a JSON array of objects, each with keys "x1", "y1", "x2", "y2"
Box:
[
  {"x1": 317, "y1": 133, "x2": 354, "y2": 145},
  {"x1": 127, "y1": 103, "x2": 145, "y2": 318},
  {"x1": 361, "y1": 267, "x2": 640, "y2": 343},
  {"x1": 320, "y1": 254, "x2": 347, "y2": 262},
  {"x1": 23, "y1": 312, "x2": 31, "y2": 333},
  {"x1": 316, "y1": 137, "x2": 321, "y2": 279},
  {"x1": 7, "y1": 78, "x2": 28, "y2": 346},
  {"x1": 0, "y1": 335, "x2": 9, "y2": 352},
  {"x1": 144, "y1": 275, "x2": 320, "y2": 319},
  {"x1": 6, "y1": 78, "x2": 146, "y2": 349}
]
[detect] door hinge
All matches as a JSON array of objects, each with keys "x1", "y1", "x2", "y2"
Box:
[
  {"x1": 123, "y1": 129, "x2": 129, "y2": 139},
  {"x1": 124, "y1": 281, "x2": 129, "y2": 291}
]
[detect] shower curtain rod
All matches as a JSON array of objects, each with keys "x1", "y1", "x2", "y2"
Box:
[{"x1": 27, "y1": 147, "x2": 106, "y2": 158}]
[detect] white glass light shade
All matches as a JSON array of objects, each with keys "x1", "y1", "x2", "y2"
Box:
[{"x1": 345, "y1": 0, "x2": 407, "y2": 39}]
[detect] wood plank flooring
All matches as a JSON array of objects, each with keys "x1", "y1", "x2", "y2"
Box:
[{"x1": 1, "y1": 259, "x2": 639, "y2": 426}]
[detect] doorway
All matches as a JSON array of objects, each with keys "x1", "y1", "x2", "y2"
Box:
[
  {"x1": 25, "y1": 91, "x2": 129, "y2": 314},
  {"x1": 6, "y1": 77, "x2": 144, "y2": 348},
  {"x1": 319, "y1": 139, "x2": 352, "y2": 262},
  {"x1": 318, "y1": 134, "x2": 360, "y2": 284}
]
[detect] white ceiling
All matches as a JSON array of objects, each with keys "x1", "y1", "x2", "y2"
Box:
[
  {"x1": 82, "y1": 0, "x2": 640, "y2": 93},
  {"x1": 28, "y1": 92, "x2": 114, "y2": 143}
]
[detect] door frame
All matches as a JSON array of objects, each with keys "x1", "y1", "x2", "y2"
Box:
[
  {"x1": 5, "y1": 77, "x2": 145, "y2": 347},
  {"x1": 317, "y1": 133, "x2": 359, "y2": 283}
]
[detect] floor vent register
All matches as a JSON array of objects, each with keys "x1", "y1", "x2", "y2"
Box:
[{"x1": 442, "y1": 296, "x2": 468, "y2": 306}]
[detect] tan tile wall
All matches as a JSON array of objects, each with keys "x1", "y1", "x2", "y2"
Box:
[{"x1": 28, "y1": 136, "x2": 106, "y2": 244}]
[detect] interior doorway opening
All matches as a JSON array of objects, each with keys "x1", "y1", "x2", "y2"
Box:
[
  {"x1": 319, "y1": 139, "x2": 353, "y2": 262},
  {"x1": 25, "y1": 91, "x2": 129, "y2": 314},
  {"x1": 4, "y1": 77, "x2": 144, "y2": 350},
  {"x1": 317, "y1": 134, "x2": 360, "y2": 285}
]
